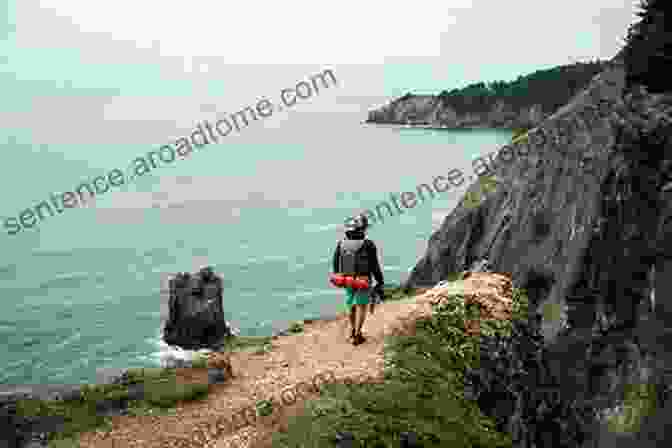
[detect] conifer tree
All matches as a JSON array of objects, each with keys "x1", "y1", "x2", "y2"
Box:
[{"x1": 623, "y1": 0, "x2": 671, "y2": 93}]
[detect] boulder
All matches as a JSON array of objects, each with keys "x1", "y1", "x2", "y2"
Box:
[
  {"x1": 207, "y1": 368, "x2": 228, "y2": 385},
  {"x1": 0, "y1": 389, "x2": 68, "y2": 448},
  {"x1": 163, "y1": 267, "x2": 234, "y2": 350},
  {"x1": 204, "y1": 353, "x2": 234, "y2": 385}
]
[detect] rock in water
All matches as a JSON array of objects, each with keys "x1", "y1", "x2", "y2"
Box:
[{"x1": 163, "y1": 267, "x2": 233, "y2": 350}]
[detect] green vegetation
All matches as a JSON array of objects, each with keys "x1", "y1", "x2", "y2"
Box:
[
  {"x1": 190, "y1": 352, "x2": 209, "y2": 369},
  {"x1": 511, "y1": 127, "x2": 530, "y2": 143},
  {"x1": 272, "y1": 280, "x2": 529, "y2": 447},
  {"x1": 380, "y1": 284, "x2": 429, "y2": 302},
  {"x1": 48, "y1": 438, "x2": 80, "y2": 448},
  {"x1": 623, "y1": 0, "x2": 671, "y2": 93},
  {"x1": 256, "y1": 399, "x2": 275, "y2": 417},
  {"x1": 253, "y1": 341, "x2": 276, "y2": 355},
  {"x1": 217, "y1": 335, "x2": 274, "y2": 352},
  {"x1": 605, "y1": 382, "x2": 659, "y2": 433},
  {"x1": 445, "y1": 272, "x2": 466, "y2": 283},
  {"x1": 34, "y1": 336, "x2": 272, "y2": 444},
  {"x1": 433, "y1": 60, "x2": 606, "y2": 119},
  {"x1": 16, "y1": 367, "x2": 210, "y2": 445},
  {"x1": 541, "y1": 301, "x2": 563, "y2": 324},
  {"x1": 288, "y1": 321, "x2": 305, "y2": 333}
]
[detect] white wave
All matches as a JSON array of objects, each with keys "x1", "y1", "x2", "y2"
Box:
[
  {"x1": 149, "y1": 336, "x2": 211, "y2": 367},
  {"x1": 145, "y1": 320, "x2": 241, "y2": 367}
]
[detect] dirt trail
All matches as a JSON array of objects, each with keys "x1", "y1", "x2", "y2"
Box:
[
  {"x1": 75, "y1": 273, "x2": 514, "y2": 448},
  {"x1": 75, "y1": 293, "x2": 435, "y2": 448}
]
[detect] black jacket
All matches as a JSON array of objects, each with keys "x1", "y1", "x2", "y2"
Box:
[{"x1": 332, "y1": 231, "x2": 384, "y2": 286}]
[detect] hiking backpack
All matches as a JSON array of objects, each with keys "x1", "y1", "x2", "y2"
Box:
[{"x1": 337, "y1": 239, "x2": 371, "y2": 276}]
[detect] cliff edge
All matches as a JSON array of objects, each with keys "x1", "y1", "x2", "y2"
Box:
[{"x1": 405, "y1": 50, "x2": 672, "y2": 447}]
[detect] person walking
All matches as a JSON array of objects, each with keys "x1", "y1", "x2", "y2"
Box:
[{"x1": 332, "y1": 214, "x2": 384, "y2": 345}]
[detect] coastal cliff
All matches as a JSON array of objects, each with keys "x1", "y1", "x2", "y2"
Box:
[
  {"x1": 367, "y1": 61, "x2": 606, "y2": 129},
  {"x1": 405, "y1": 48, "x2": 672, "y2": 447},
  {"x1": 367, "y1": 95, "x2": 547, "y2": 129}
]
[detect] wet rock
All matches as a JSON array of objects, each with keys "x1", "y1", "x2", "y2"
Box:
[
  {"x1": 125, "y1": 383, "x2": 146, "y2": 402},
  {"x1": 0, "y1": 390, "x2": 66, "y2": 448},
  {"x1": 334, "y1": 431, "x2": 355, "y2": 448},
  {"x1": 207, "y1": 368, "x2": 228, "y2": 385},
  {"x1": 0, "y1": 381, "x2": 147, "y2": 447},
  {"x1": 163, "y1": 267, "x2": 234, "y2": 350},
  {"x1": 94, "y1": 397, "x2": 128, "y2": 418},
  {"x1": 399, "y1": 431, "x2": 420, "y2": 448}
]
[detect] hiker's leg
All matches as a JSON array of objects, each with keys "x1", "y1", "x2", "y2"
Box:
[
  {"x1": 349, "y1": 305, "x2": 356, "y2": 333},
  {"x1": 355, "y1": 304, "x2": 368, "y2": 335},
  {"x1": 346, "y1": 288, "x2": 356, "y2": 338}
]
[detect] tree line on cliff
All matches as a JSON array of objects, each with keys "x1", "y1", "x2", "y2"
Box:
[
  {"x1": 419, "y1": 60, "x2": 607, "y2": 116},
  {"x1": 623, "y1": 0, "x2": 671, "y2": 94},
  {"x1": 434, "y1": 0, "x2": 671, "y2": 118}
]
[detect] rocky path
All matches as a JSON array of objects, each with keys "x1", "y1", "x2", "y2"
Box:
[{"x1": 74, "y1": 293, "x2": 436, "y2": 448}]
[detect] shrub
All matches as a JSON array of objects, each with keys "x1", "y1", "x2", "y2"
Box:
[
  {"x1": 256, "y1": 399, "x2": 275, "y2": 417},
  {"x1": 445, "y1": 272, "x2": 465, "y2": 283},
  {"x1": 604, "y1": 382, "x2": 658, "y2": 433},
  {"x1": 511, "y1": 128, "x2": 530, "y2": 145},
  {"x1": 16, "y1": 366, "x2": 210, "y2": 444},
  {"x1": 288, "y1": 321, "x2": 304, "y2": 333},
  {"x1": 190, "y1": 353, "x2": 209, "y2": 369},
  {"x1": 142, "y1": 378, "x2": 209, "y2": 408}
]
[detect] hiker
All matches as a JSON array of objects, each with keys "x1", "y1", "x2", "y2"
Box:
[{"x1": 332, "y1": 214, "x2": 384, "y2": 345}]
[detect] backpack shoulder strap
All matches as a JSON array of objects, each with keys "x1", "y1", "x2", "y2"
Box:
[{"x1": 335, "y1": 240, "x2": 342, "y2": 272}]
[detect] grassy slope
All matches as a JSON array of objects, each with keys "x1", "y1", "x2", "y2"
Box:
[
  {"x1": 15, "y1": 336, "x2": 273, "y2": 447},
  {"x1": 271, "y1": 280, "x2": 529, "y2": 448}
]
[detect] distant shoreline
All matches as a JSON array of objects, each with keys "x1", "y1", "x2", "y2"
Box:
[{"x1": 361, "y1": 120, "x2": 517, "y2": 131}]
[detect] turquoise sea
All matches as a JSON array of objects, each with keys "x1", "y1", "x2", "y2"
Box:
[{"x1": 1, "y1": 89, "x2": 512, "y2": 385}]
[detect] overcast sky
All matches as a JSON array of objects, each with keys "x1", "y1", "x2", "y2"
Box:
[{"x1": 0, "y1": 0, "x2": 641, "y2": 145}]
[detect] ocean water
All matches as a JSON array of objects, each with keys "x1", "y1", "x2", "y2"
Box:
[{"x1": 0, "y1": 103, "x2": 512, "y2": 385}]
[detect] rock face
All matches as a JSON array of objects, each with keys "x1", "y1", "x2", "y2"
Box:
[
  {"x1": 367, "y1": 95, "x2": 546, "y2": 129},
  {"x1": 163, "y1": 267, "x2": 233, "y2": 350},
  {"x1": 405, "y1": 52, "x2": 672, "y2": 447}
]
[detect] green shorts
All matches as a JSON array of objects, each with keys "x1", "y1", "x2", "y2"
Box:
[{"x1": 345, "y1": 287, "x2": 371, "y2": 307}]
